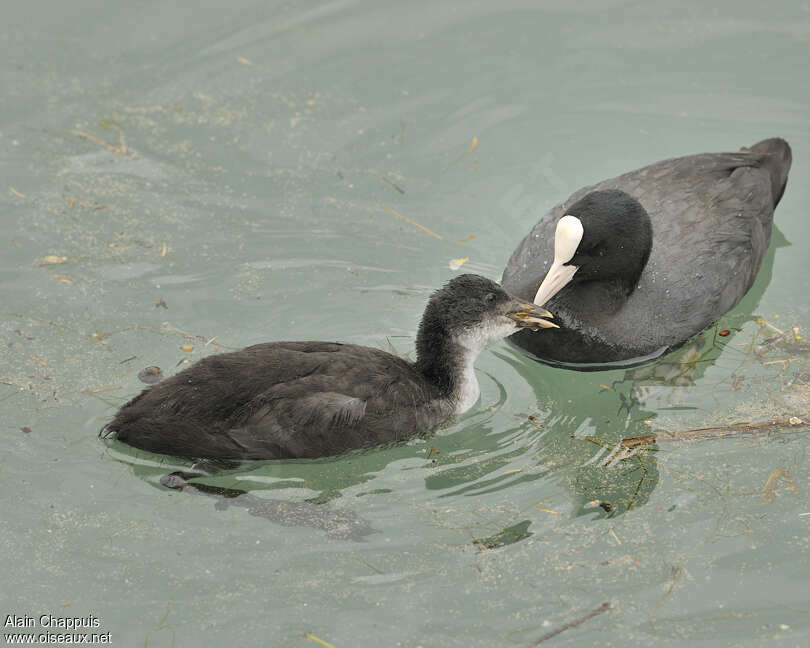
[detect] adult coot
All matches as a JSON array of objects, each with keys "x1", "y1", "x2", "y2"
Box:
[
  {"x1": 101, "y1": 274, "x2": 555, "y2": 459},
  {"x1": 501, "y1": 138, "x2": 792, "y2": 369}
]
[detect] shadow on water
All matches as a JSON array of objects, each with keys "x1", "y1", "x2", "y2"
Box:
[
  {"x1": 100, "y1": 228, "x2": 786, "y2": 543},
  {"x1": 103, "y1": 442, "x2": 382, "y2": 541},
  {"x1": 160, "y1": 471, "x2": 377, "y2": 542}
]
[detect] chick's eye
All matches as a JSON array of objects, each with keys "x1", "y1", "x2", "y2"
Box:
[{"x1": 484, "y1": 292, "x2": 496, "y2": 303}]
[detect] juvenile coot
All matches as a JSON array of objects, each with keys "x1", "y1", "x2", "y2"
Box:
[
  {"x1": 502, "y1": 137, "x2": 792, "y2": 369},
  {"x1": 101, "y1": 274, "x2": 555, "y2": 459}
]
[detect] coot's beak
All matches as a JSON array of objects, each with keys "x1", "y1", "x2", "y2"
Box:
[
  {"x1": 533, "y1": 260, "x2": 578, "y2": 307},
  {"x1": 506, "y1": 300, "x2": 558, "y2": 329},
  {"x1": 533, "y1": 213, "x2": 583, "y2": 306}
]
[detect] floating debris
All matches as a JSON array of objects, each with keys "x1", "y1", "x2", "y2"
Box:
[
  {"x1": 155, "y1": 299, "x2": 168, "y2": 309},
  {"x1": 473, "y1": 520, "x2": 532, "y2": 549},
  {"x1": 29, "y1": 354, "x2": 48, "y2": 367},
  {"x1": 10, "y1": 187, "x2": 25, "y2": 198},
  {"x1": 620, "y1": 414, "x2": 809, "y2": 448},
  {"x1": 67, "y1": 128, "x2": 127, "y2": 156},
  {"x1": 449, "y1": 257, "x2": 469, "y2": 271},
  {"x1": 521, "y1": 602, "x2": 611, "y2": 647},
  {"x1": 442, "y1": 136, "x2": 480, "y2": 174},
  {"x1": 40, "y1": 255, "x2": 68, "y2": 265},
  {"x1": 457, "y1": 234, "x2": 476, "y2": 242},
  {"x1": 180, "y1": 344, "x2": 193, "y2": 352},
  {"x1": 755, "y1": 316, "x2": 784, "y2": 335},
  {"x1": 371, "y1": 170, "x2": 405, "y2": 194},
  {"x1": 763, "y1": 469, "x2": 800, "y2": 503},
  {"x1": 585, "y1": 499, "x2": 613, "y2": 513},
  {"x1": 138, "y1": 366, "x2": 164, "y2": 385},
  {"x1": 304, "y1": 633, "x2": 335, "y2": 648},
  {"x1": 20, "y1": 426, "x2": 31, "y2": 434},
  {"x1": 379, "y1": 203, "x2": 443, "y2": 240},
  {"x1": 97, "y1": 119, "x2": 128, "y2": 155},
  {"x1": 236, "y1": 56, "x2": 255, "y2": 66},
  {"x1": 50, "y1": 274, "x2": 72, "y2": 285},
  {"x1": 88, "y1": 386, "x2": 121, "y2": 394}
]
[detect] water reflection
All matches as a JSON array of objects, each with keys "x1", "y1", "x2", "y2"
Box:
[
  {"x1": 494, "y1": 350, "x2": 661, "y2": 518},
  {"x1": 161, "y1": 471, "x2": 376, "y2": 542},
  {"x1": 103, "y1": 443, "x2": 382, "y2": 540},
  {"x1": 474, "y1": 226, "x2": 786, "y2": 520}
]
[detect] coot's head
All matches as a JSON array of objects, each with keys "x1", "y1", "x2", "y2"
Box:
[
  {"x1": 533, "y1": 189, "x2": 653, "y2": 306},
  {"x1": 418, "y1": 274, "x2": 557, "y2": 356}
]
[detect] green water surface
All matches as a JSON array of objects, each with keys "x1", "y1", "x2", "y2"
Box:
[{"x1": 2, "y1": 1, "x2": 809, "y2": 646}]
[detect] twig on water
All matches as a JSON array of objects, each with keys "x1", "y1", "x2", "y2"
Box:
[
  {"x1": 521, "y1": 602, "x2": 611, "y2": 647},
  {"x1": 67, "y1": 129, "x2": 127, "y2": 155},
  {"x1": 379, "y1": 203, "x2": 443, "y2": 240},
  {"x1": 86, "y1": 385, "x2": 122, "y2": 394},
  {"x1": 650, "y1": 565, "x2": 683, "y2": 620},
  {"x1": 621, "y1": 415, "x2": 808, "y2": 448},
  {"x1": 371, "y1": 170, "x2": 405, "y2": 194},
  {"x1": 303, "y1": 633, "x2": 335, "y2": 648}
]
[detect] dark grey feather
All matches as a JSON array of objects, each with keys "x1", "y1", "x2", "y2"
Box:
[{"x1": 502, "y1": 138, "x2": 792, "y2": 367}]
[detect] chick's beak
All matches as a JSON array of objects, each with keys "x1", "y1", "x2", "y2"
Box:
[{"x1": 506, "y1": 300, "x2": 558, "y2": 329}]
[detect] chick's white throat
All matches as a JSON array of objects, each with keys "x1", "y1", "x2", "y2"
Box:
[{"x1": 447, "y1": 319, "x2": 515, "y2": 413}]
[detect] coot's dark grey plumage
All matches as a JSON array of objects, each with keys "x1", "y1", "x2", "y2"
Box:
[
  {"x1": 502, "y1": 137, "x2": 792, "y2": 369},
  {"x1": 101, "y1": 274, "x2": 555, "y2": 459}
]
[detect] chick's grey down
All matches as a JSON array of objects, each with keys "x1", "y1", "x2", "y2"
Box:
[
  {"x1": 502, "y1": 137, "x2": 792, "y2": 368},
  {"x1": 102, "y1": 274, "x2": 554, "y2": 459}
]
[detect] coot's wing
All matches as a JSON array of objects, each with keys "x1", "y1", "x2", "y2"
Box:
[{"x1": 613, "y1": 152, "x2": 773, "y2": 344}]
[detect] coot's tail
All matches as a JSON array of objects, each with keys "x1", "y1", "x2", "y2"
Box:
[{"x1": 747, "y1": 137, "x2": 792, "y2": 207}]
